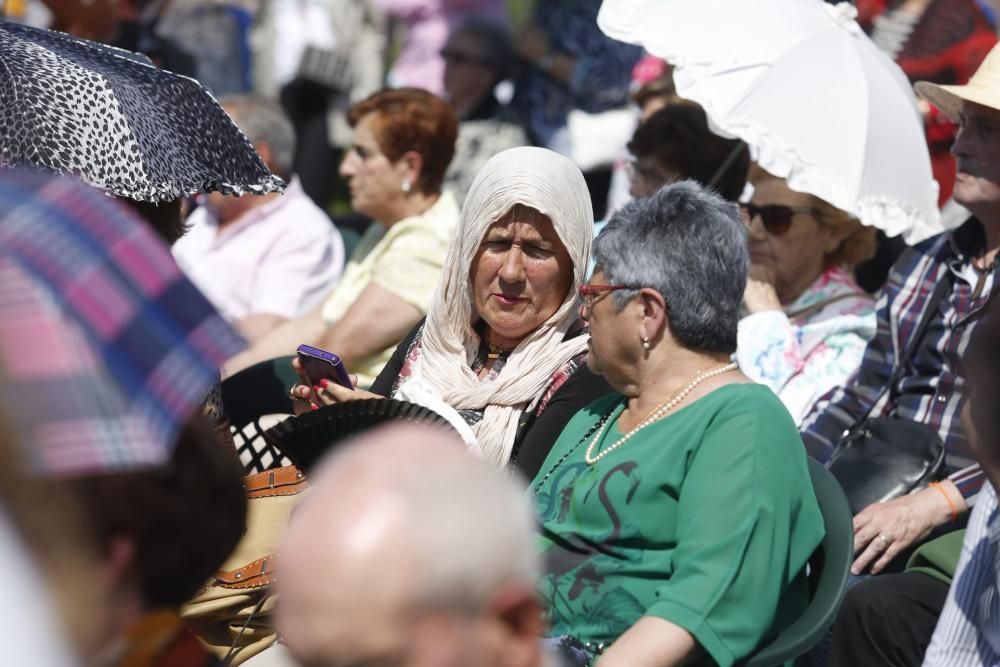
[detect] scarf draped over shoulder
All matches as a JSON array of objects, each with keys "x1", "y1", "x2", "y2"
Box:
[{"x1": 403, "y1": 147, "x2": 594, "y2": 465}]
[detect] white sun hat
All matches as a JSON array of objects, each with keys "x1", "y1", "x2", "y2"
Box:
[{"x1": 915, "y1": 43, "x2": 1000, "y2": 120}]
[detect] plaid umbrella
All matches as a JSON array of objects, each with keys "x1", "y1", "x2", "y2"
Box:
[
  {"x1": 0, "y1": 21, "x2": 284, "y2": 202},
  {"x1": 0, "y1": 170, "x2": 246, "y2": 476}
]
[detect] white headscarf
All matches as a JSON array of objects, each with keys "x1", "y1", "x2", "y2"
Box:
[{"x1": 402, "y1": 147, "x2": 594, "y2": 466}]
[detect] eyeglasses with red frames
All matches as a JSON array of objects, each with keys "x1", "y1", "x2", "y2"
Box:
[
  {"x1": 741, "y1": 203, "x2": 822, "y2": 236},
  {"x1": 577, "y1": 283, "x2": 641, "y2": 307}
]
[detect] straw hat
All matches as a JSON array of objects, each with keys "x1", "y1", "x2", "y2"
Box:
[{"x1": 916, "y1": 43, "x2": 1000, "y2": 119}]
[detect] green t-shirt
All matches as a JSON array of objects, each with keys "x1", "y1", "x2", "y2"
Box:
[{"x1": 530, "y1": 383, "x2": 824, "y2": 667}]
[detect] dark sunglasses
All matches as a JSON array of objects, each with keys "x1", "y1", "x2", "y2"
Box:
[{"x1": 741, "y1": 203, "x2": 821, "y2": 236}]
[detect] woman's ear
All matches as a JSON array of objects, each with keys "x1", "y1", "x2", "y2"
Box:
[
  {"x1": 638, "y1": 288, "x2": 668, "y2": 340},
  {"x1": 399, "y1": 150, "x2": 425, "y2": 191},
  {"x1": 823, "y1": 223, "x2": 853, "y2": 254}
]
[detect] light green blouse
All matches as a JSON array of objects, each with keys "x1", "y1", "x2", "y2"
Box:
[{"x1": 531, "y1": 383, "x2": 824, "y2": 666}]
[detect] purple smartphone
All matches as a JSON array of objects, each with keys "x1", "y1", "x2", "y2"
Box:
[{"x1": 296, "y1": 344, "x2": 353, "y2": 389}]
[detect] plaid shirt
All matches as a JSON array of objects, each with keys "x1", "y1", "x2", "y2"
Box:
[
  {"x1": 800, "y1": 218, "x2": 996, "y2": 505},
  {"x1": 0, "y1": 172, "x2": 245, "y2": 476}
]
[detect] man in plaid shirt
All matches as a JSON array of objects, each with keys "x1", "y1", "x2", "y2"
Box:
[
  {"x1": 802, "y1": 44, "x2": 1000, "y2": 573},
  {"x1": 800, "y1": 212, "x2": 994, "y2": 575},
  {"x1": 814, "y1": 43, "x2": 1000, "y2": 667}
]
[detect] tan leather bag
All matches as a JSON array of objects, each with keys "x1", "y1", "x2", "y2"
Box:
[{"x1": 182, "y1": 466, "x2": 307, "y2": 666}]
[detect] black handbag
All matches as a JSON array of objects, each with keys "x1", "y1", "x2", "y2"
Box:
[{"x1": 825, "y1": 277, "x2": 951, "y2": 515}]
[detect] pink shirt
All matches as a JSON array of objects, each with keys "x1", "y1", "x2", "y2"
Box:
[
  {"x1": 375, "y1": 0, "x2": 507, "y2": 94},
  {"x1": 173, "y1": 177, "x2": 344, "y2": 322}
]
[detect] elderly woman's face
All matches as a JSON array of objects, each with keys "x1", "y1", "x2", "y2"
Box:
[
  {"x1": 470, "y1": 209, "x2": 574, "y2": 345},
  {"x1": 746, "y1": 177, "x2": 835, "y2": 305},
  {"x1": 338, "y1": 114, "x2": 408, "y2": 221},
  {"x1": 579, "y1": 269, "x2": 641, "y2": 389}
]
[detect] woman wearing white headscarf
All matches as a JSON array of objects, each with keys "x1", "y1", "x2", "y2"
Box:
[{"x1": 304, "y1": 146, "x2": 612, "y2": 474}]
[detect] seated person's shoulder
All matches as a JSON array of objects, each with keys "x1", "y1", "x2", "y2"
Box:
[
  {"x1": 699, "y1": 384, "x2": 815, "y2": 495},
  {"x1": 702, "y1": 383, "x2": 802, "y2": 450},
  {"x1": 391, "y1": 215, "x2": 454, "y2": 244}
]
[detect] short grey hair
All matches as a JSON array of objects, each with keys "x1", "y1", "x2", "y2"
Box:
[
  {"x1": 593, "y1": 181, "x2": 748, "y2": 354},
  {"x1": 219, "y1": 95, "x2": 296, "y2": 178},
  {"x1": 393, "y1": 455, "x2": 539, "y2": 613}
]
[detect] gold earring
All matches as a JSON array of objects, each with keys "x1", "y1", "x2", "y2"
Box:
[{"x1": 642, "y1": 336, "x2": 650, "y2": 350}]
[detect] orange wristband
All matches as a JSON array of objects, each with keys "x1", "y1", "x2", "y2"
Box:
[{"x1": 929, "y1": 482, "x2": 959, "y2": 524}]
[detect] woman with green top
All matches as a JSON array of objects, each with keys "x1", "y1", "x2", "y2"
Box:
[{"x1": 532, "y1": 182, "x2": 825, "y2": 667}]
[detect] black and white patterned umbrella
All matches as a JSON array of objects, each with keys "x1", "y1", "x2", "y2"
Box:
[{"x1": 0, "y1": 21, "x2": 284, "y2": 202}]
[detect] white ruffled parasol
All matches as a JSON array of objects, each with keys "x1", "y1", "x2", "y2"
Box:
[{"x1": 598, "y1": 0, "x2": 945, "y2": 243}]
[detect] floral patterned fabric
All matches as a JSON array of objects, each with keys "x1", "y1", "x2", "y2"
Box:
[{"x1": 736, "y1": 266, "x2": 877, "y2": 424}]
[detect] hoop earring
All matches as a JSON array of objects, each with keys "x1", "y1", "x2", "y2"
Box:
[
  {"x1": 642, "y1": 336, "x2": 650, "y2": 351},
  {"x1": 401, "y1": 180, "x2": 411, "y2": 193}
]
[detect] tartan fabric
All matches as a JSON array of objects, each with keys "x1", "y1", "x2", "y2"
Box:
[
  {"x1": 0, "y1": 171, "x2": 245, "y2": 476},
  {"x1": 800, "y1": 218, "x2": 996, "y2": 505}
]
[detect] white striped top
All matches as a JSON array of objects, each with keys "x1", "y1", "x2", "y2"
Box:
[{"x1": 924, "y1": 483, "x2": 1000, "y2": 666}]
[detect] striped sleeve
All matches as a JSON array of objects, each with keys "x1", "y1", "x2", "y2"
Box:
[
  {"x1": 923, "y1": 484, "x2": 1000, "y2": 666},
  {"x1": 950, "y1": 464, "x2": 988, "y2": 506}
]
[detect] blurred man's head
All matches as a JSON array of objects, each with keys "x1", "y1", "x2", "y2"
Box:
[
  {"x1": 626, "y1": 102, "x2": 749, "y2": 202},
  {"x1": 277, "y1": 424, "x2": 545, "y2": 667},
  {"x1": 205, "y1": 95, "x2": 296, "y2": 225},
  {"x1": 69, "y1": 414, "x2": 247, "y2": 647}
]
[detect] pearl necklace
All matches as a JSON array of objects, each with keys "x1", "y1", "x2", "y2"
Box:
[{"x1": 584, "y1": 362, "x2": 738, "y2": 465}]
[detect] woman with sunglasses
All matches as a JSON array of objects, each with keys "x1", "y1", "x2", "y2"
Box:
[
  {"x1": 304, "y1": 147, "x2": 611, "y2": 477},
  {"x1": 737, "y1": 165, "x2": 878, "y2": 424},
  {"x1": 531, "y1": 182, "x2": 823, "y2": 666}
]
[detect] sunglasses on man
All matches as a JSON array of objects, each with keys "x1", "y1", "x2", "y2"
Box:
[{"x1": 741, "y1": 203, "x2": 821, "y2": 236}]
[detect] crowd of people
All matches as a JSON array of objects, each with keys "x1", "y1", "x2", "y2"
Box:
[{"x1": 5, "y1": 0, "x2": 1000, "y2": 666}]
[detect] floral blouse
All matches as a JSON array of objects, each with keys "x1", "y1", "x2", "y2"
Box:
[{"x1": 737, "y1": 266, "x2": 877, "y2": 425}]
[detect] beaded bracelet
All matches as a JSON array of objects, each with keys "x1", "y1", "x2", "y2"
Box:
[{"x1": 929, "y1": 481, "x2": 959, "y2": 524}]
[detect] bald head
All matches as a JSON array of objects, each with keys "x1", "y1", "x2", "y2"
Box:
[{"x1": 276, "y1": 424, "x2": 543, "y2": 667}]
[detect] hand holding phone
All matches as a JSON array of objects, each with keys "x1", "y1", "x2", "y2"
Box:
[{"x1": 296, "y1": 344, "x2": 353, "y2": 389}]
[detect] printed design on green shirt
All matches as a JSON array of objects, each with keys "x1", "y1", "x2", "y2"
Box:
[{"x1": 539, "y1": 459, "x2": 646, "y2": 640}]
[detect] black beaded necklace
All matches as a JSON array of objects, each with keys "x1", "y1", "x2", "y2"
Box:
[
  {"x1": 474, "y1": 328, "x2": 512, "y2": 373},
  {"x1": 530, "y1": 398, "x2": 624, "y2": 496}
]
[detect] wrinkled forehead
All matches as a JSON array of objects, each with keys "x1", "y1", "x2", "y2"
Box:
[{"x1": 485, "y1": 204, "x2": 560, "y2": 239}]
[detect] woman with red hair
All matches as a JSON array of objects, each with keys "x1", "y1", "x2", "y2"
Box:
[{"x1": 226, "y1": 88, "x2": 461, "y2": 388}]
